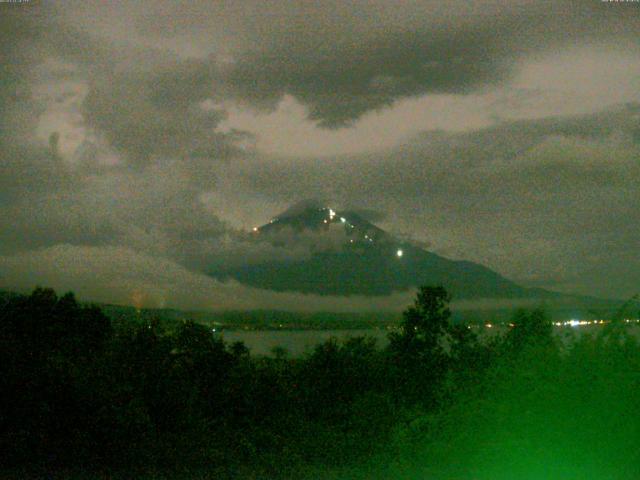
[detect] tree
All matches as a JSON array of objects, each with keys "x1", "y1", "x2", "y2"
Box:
[
  {"x1": 388, "y1": 285, "x2": 452, "y2": 360},
  {"x1": 505, "y1": 307, "x2": 553, "y2": 351},
  {"x1": 387, "y1": 286, "x2": 453, "y2": 407}
]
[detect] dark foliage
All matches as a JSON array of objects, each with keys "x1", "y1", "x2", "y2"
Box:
[{"x1": 1, "y1": 287, "x2": 638, "y2": 479}]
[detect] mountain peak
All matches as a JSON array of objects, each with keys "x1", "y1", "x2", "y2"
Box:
[
  {"x1": 252, "y1": 203, "x2": 388, "y2": 245},
  {"x1": 211, "y1": 203, "x2": 552, "y2": 299}
]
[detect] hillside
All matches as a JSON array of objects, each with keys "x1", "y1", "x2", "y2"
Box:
[{"x1": 209, "y1": 203, "x2": 564, "y2": 300}]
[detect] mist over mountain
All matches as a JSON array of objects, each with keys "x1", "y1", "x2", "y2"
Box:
[{"x1": 208, "y1": 203, "x2": 563, "y2": 300}]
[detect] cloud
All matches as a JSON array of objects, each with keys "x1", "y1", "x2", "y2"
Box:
[
  {"x1": 0, "y1": 244, "x2": 580, "y2": 313},
  {"x1": 0, "y1": 244, "x2": 415, "y2": 312},
  {"x1": 81, "y1": 62, "x2": 251, "y2": 166},
  {"x1": 219, "y1": 105, "x2": 640, "y2": 298},
  {"x1": 2, "y1": 1, "x2": 639, "y2": 306},
  {"x1": 26, "y1": 0, "x2": 637, "y2": 131},
  {"x1": 0, "y1": 4, "x2": 249, "y2": 260},
  {"x1": 2, "y1": 3, "x2": 252, "y2": 169},
  {"x1": 125, "y1": 0, "x2": 640, "y2": 127}
]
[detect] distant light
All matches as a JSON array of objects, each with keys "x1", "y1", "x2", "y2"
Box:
[
  {"x1": 569, "y1": 319, "x2": 580, "y2": 327},
  {"x1": 396, "y1": 249, "x2": 403, "y2": 257},
  {"x1": 486, "y1": 323, "x2": 493, "y2": 328},
  {"x1": 252, "y1": 227, "x2": 258, "y2": 232},
  {"x1": 340, "y1": 217, "x2": 346, "y2": 223},
  {"x1": 329, "y1": 208, "x2": 336, "y2": 220},
  {"x1": 323, "y1": 219, "x2": 328, "y2": 224}
]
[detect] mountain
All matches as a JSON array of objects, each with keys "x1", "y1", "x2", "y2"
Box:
[{"x1": 208, "y1": 202, "x2": 566, "y2": 300}]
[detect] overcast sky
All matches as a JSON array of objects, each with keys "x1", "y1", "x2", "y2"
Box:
[{"x1": 1, "y1": 0, "x2": 639, "y2": 309}]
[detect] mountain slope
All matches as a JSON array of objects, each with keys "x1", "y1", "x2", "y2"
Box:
[{"x1": 209, "y1": 203, "x2": 560, "y2": 299}]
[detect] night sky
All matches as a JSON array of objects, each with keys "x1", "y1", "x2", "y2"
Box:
[{"x1": 2, "y1": 0, "x2": 639, "y2": 309}]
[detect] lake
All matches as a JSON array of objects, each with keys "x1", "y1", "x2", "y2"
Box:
[{"x1": 214, "y1": 323, "x2": 640, "y2": 357}]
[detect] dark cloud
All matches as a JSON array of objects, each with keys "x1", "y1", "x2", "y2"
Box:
[
  {"x1": 2, "y1": 0, "x2": 639, "y2": 306},
  {"x1": 0, "y1": 2, "x2": 248, "y2": 260},
  {"x1": 2, "y1": 2, "x2": 251, "y2": 169},
  {"x1": 278, "y1": 199, "x2": 326, "y2": 218},
  {"x1": 224, "y1": 24, "x2": 512, "y2": 127},
  {"x1": 226, "y1": 105, "x2": 640, "y2": 298},
  {"x1": 0, "y1": 138, "x2": 75, "y2": 204},
  {"x1": 81, "y1": 61, "x2": 251, "y2": 166},
  {"x1": 111, "y1": 0, "x2": 640, "y2": 127},
  {"x1": 23, "y1": 0, "x2": 637, "y2": 132},
  {"x1": 344, "y1": 208, "x2": 387, "y2": 223}
]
